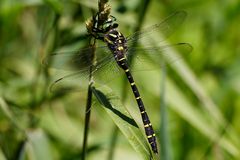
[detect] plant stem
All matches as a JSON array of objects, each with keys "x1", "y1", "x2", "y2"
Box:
[
  {"x1": 82, "y1": 39, "x2": 96, "y2": 160},
  {"x1": 82, "y1": 82, "x2": 93, "y2": 160},
  {"x1": 82, "y1": 1, "x2": 110, "y2": 158}
]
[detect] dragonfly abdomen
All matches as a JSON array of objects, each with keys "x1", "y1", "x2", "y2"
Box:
[{"x1": 116, "y1": 57, "x2": 158, "y2": 154}]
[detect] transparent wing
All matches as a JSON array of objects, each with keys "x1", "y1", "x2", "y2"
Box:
[
  {"x1": 42, "y1": 45, "x2": 111, "y2": 71},
  {"x1": 127, "y1": 42, "x2": 192, "y2": 71},
  {"x1": 43, "y1": 45, "x2": 116, "y2": 93},
  {"x1": 126, "y1": 11, "x2": 187, "y2": 45},
  {"x1": 48, "y1": 53, "x2": 124, "y2": 93},
  {"x1": 47, "y1": 42, "x2": 192, "y2": 93}
]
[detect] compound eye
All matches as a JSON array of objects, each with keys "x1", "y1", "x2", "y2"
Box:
[{"x1": 113, "y1": 23, "x2": 118, "y2": 28}]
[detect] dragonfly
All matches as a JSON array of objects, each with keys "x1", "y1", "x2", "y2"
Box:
[{"x1": 44, "y1": 11, "x2": 192, "y2": 154}]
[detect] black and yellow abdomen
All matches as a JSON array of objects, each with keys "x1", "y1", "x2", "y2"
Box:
[{"x1": 104, "y1": 28, "x2": 158, "y2": 154}]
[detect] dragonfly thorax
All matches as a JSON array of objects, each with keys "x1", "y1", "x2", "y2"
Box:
[{"x1": 104, "y1": 28, "x2": 128, "y2": 60}]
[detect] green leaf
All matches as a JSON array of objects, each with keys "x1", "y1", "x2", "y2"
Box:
[{"x1": 91, "y1": 85, "x2": 159, "y2": 160}]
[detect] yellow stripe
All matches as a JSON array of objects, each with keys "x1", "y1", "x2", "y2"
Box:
[
  {"x1": 118, "y1": 46, "x2": 124, "y2": 51},
  {"x1": 109, "y1": 33, "x2": 117, "y2": 38},
  {"x1": 118, "y1": 57, "x2": 125, "y2": 61},
  {"x1": 144, "y1": 124, "x2": 149, "y2": 127},
  {"x1": 125, "y1": 69, "x2": 129, "y2": 72},
  {"x1": 147, "y1": 135, "x2": 153, "y2": 138},
  {"x1": 104, "y1": 37, "x2": 113, "y2": 44},
  {"x1": 144, "y1": 123, "x2": 152, "y2": 127},
  {"x1": 130, "y1": 82, "x2": 135, "y2": 86},
  {"x1": 136, "y1": 96, "x2": 141, "y2": 100},
  {"x1": 147, "y1": 134, "x2": 155, "y2": 138},
  {"x1": 141, "y1": 111, "x2": 145, "y2": 114}
]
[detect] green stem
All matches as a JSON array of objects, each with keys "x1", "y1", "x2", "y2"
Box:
[
  {"x1": 82, "y1": 0, "x2": 112, "y2": 158},
  {"x1": 82, "y1": 81, "x2": 93, "y2": 160},
  {"x1": 82, "y1": 39, "x2": 96, "y2": 160}
]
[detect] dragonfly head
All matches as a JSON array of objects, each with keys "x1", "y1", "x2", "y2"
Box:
[{"x1": 90, "y1": 14, "x2": 119, "y2": 39}]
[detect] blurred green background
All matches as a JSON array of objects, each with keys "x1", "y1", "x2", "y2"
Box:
[{"x1": 0, "y1": 0, "x2": 240, "y2": 160}]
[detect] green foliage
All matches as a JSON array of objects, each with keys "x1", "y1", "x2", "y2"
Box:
[{"x1": 0, "y1": 0, "x2": 240, "y2": 159}]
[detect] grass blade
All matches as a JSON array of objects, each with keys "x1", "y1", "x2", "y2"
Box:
[{"x1": 91, "y1": 85, "x2": 159, "y2": 160}]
